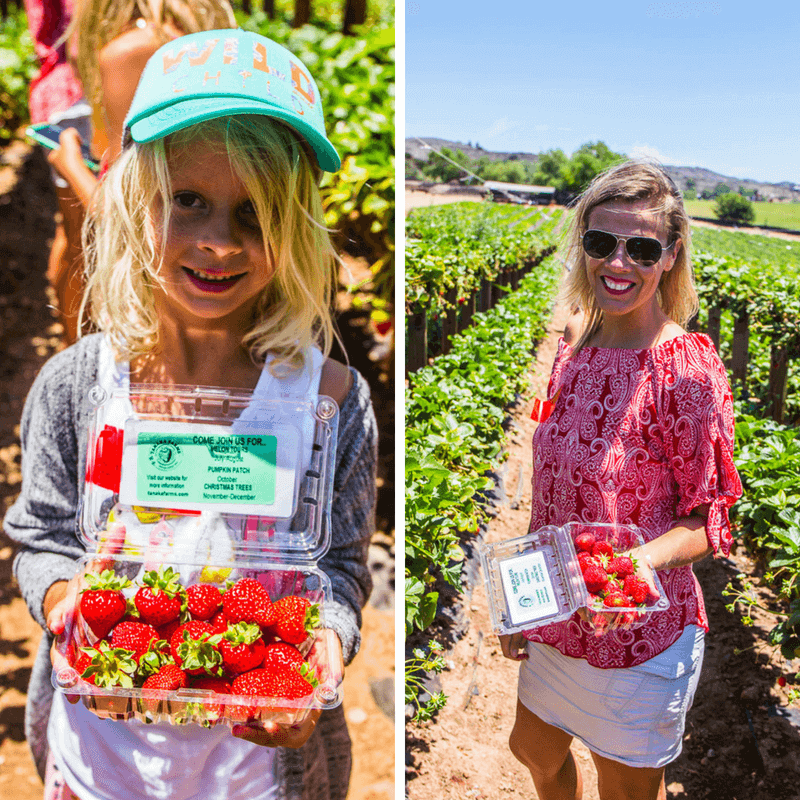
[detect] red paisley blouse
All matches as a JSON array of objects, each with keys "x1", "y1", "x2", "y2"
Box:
[{"x1": 523, "y1": 333, "x2": 743, "y2": 668}]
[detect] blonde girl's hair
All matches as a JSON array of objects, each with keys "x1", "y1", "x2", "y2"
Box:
[
  {"x1": 560, "y1": 159, "x2": 698, "y2": 354},
  {"x1": 67, "y1": 0, "x2": 236, "y2": 110},
  {"x1": 81, "y1": 115, "x2": 338, "y2": 375}
]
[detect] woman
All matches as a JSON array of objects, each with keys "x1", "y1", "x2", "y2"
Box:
[{"x1": 500, "y1": 161, "x2": 742, "y2": 800}]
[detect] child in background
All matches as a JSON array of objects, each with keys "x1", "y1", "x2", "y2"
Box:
[
  {"x1": 47, "y1": 0, "x2": 236, "y2": 342},
  {"x1": 23, "y1": 0, "x2": 90, "y2": 344},
  {"x1": 5, "y1": 29, "x2": 376, "y2": 800}
]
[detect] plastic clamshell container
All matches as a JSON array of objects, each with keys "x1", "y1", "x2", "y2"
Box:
[
  {"x1": 53, "y1": 384, "x2": 342, "y2": 726},
  {"x1": 571, "y1": 522, "x2": 670, "y2": 619},
  {"x1": 480, "y1": 522, "x2": 670, "y2": 635},
  {"x1": 480, "y1": 524, "x2": 586, "y2": 635}
]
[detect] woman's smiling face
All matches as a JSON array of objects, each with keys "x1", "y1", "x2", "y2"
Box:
[
  {"x1": 585, "y1": 198, "x2": 680, "y2": 332},
  {"x1": 152, "y1": 137, "x2": 273, "y2": 331}
]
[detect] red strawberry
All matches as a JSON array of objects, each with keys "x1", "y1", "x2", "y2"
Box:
[
  {"x1": 156, "y1": 618, "x2": 182, "y2": 644},
  {"x1": 170, "y1": 620, "x2": 222, "y2": 676},
  {"x1": 607, "y1": 556, "x2": 635, "y2": 578},
  {"x1": 577, "y1": 552, "x2": 599, "y2": 573},
  {"x1": 272, "y1": 596, "x2": 319, "y2": 645},
  {"x1": 142, "y1": 663, "x2": 187, "y2": 691},
  {"x1": 582, "y1": 564, "x2": 609, "y2": 594},
  {"x1": 190, "y1": 676, "x2": 233, "y2": 720},
  {"x1": 222, "y1": 577, "x2": 277, "y2": 628},
  {"x1": 262, "y1": 642, "x2": 305, "y2": 670},
  {"x1": 109, "y1": 620, "x2": 159, "y2": 661},
  {"x1": 591, "y1": 541, "x2": 614, "y2": 560},
  {"x1": 134, "y1": 567, "x2": 185, "y2": 627},
  {"x1": 603, "y1": 592, "x2": 628, "y2": 608},
  {"x1": 186, "y1": 583, "x2": 223, "y2": 621},
  {"x1": 229, "y1": 663, "x2": 317, "y2": 721},
  {"x1": 213, "y1": 622, "x2": 266, "y2": 676},
  {"x1": 74, "y1": 641, "x2": 137, "y2": 688},
  {"x1": 623, "y1": 576, "x2": 649, "y2": 605},
  {"x1": 209, "y1": 611, "x2": 229, "y2": 634},
  {"x1": 778, "y1": 676, "x2": 787, "y2": 688},
  {"x1": 574, "y1": 531, "x2": 596, "y2": 552},
  {"x1": 79, "y1": 570, "x2": 131, "y2": 639}
]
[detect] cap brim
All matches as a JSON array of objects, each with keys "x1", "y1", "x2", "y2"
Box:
[{"x1": 128, "y1": 96, "x2": 341, "y2": 173}]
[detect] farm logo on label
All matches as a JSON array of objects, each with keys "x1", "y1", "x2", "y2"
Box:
[{"x1": 148, "y1": 439, "x2": 183, "y2": 471}]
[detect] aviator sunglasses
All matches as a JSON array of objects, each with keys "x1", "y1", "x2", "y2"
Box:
[{"x1": 582, "y1": 229, "x2": 677, "y2": 267}]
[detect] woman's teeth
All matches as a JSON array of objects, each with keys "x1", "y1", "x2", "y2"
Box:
[{"x1": 602, "y1": 276, "x2": 633, "y2": 292}]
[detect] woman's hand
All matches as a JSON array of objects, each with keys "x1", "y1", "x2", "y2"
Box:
[{"x1": 498, "y1": 632, "x2": 529, "y2": 660}]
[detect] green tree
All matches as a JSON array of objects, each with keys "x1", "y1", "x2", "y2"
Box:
[
  {"x1": 712, "y1": 182, "x2": 732, "y2": 198},
  {"x1": 421, "y1": 147, "x2": 472, "y2": 183},
  {"x1": 714, "y1": 193, "x2": 755, "y2": 224}
]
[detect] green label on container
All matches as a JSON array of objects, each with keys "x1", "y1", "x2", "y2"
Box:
[
  {"x1": 136, "y1": 432, "x2": 277, "y2": 506},
  {"x1": 499, "y1": 550, "x2": 559, "y2": 626}
]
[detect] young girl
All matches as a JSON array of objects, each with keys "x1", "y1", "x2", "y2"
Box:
[
  {"x1": 47, "y1": 0, "x2": 236, "y2": 342},
  {"x1": 500, "y1": 161, "x2": 742, "y2": 800},
  {"x1": 6, "y1": 29, "x2": 376, "y2": 800}
]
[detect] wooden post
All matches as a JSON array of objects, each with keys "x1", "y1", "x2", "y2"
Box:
[
  {"x1": 441, "y1": 288, "x2": 458, "y2": 355},
  {"x1": 406, "y1": 310, "x2": 427, "y2": 375},
  {"x1": 731, "y1": 310, "x2": 750, "y2": 395},
  {"x1": 294, "y1": 0, "x2": 311, "y2": 26},
  {"x1": 343, "y1": 0, "x2": 366, "y2": 33},
  {"x1": 510, "y1": 266, "x2": 520, "y2": 292},
  {"x1": 240, "y1": 0, "x2": 251, "y2": 12},
  {"x1": 479, "y1": 277, "x2": 492, "y2": 312},
  {"x1": 459, "y1": 289, "x2": 476, "y2": 332},
  {"x1": 263, "y1": 0, "x2": 275, "y2": 15},
  {"x1": 707, "y1": 306, "x2": 722, "y2": 351},
  {"x1": 768, "y1": 344, "x2": 789, "y2": 423}
]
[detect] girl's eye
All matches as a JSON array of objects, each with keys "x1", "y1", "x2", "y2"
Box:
[
  {"x1": 174, "y1": 191, "x2": 203, "y2": 209},
  {"x1": 238, "y1": 200, "x2": 260, "y2": 229}
]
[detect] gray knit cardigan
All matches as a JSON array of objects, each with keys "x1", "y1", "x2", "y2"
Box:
[{"x1": 4, "y1": 333, "x2": 377, "y2": 800}]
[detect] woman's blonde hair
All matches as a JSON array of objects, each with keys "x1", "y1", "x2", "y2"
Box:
[
  {"x1": 67, "y1": 0, "x2": 236, "y2": 110},
  {"x1": 561, "y1": 159, "x2": 698, "y2": 353},
  {"x1": 81, "y1": 115, "x2": 338, "y2": 375}
]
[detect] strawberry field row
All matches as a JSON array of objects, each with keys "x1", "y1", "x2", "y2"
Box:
[
  {"x1": 405, "y1": 249, "x2": 561, "y2": 717},
  {"x1": 690, "y1": 231, "x2": 800, "y2": 688},
  {"x1": 405, "y1": 203, "x2": 562, "y2": 371}
]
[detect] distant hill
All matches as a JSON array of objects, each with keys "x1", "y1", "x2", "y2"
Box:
[{"x1": 406, "y1": 137, "x2": 800, "y2": 202}]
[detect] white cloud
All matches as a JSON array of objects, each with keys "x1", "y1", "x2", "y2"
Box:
[
  {"x1": 629, "y1": 144, "x2": 672, "y2": 164},
  {"x1": 480, "y1": 117, "x2": 516, "y2": 145}
]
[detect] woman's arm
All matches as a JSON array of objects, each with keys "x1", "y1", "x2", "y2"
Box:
[{"x1": 630, "y1": 506, "x2": 712, "y2": 572}]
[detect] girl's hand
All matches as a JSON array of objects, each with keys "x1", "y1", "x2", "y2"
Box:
[
  {"x1": 232, "y1": 629, "x2": 342, "y2": 748},
  {"x1": 498, "y1": 632, "x2": 529, "y2": 660},
  {"x1": 45, "y1": 580, "x2": 81, "y2": 704},
  {"x1": 232, "y1": 709, "x2": 322, "y2": 748},
  {"x1": 47, "y1": 128, "x2": 87, "y2": 178}
]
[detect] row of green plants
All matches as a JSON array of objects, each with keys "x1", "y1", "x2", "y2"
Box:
[
  {"x1": 405, "y1": 203, "x2": 563, "y2": 316},
  {"x1": 691, "y1": 231, "x2": 800, "y2": 686},
  {"x1": 405, "y1": 204, "x2": 562, "y2": 716}
]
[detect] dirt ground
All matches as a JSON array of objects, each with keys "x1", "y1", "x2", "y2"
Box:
[
  {"x1": 0, "y1": 141, "x2": 394, "y2": 800},
  {"x1": 404, "y1": 184, "x2": 800, "y2": 800}
]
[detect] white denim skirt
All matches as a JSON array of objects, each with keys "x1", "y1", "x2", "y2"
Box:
[{"x1": 518, "y1": 624, "x2": 705, "y2": 768}]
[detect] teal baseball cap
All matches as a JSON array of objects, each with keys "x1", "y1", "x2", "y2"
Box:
[{"x1": 124, "y1": 29, "x2": 340, "y2": 172}]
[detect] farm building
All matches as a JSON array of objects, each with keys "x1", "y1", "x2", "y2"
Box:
[{"x1": 482, "y1": 181, "x2": 556, "y2": 204}]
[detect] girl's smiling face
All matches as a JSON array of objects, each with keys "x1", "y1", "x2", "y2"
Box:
[
  {"x1": 153, "y1": 138, "x2": 273, "y2": 330},
  {"x1": 585, "y1": 198, "x2": 680, "y2": 334}
]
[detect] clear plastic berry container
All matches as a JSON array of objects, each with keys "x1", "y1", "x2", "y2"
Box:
[
  {"x1": 480, "y1": 522, "x2": 670, "y2": 636},
  {"x1": 480, "y1": 525, "x2": 587, "y2": 635},
  {"x1": 569, "y1": 522, "x2": 670, "y2": 634},
  {"x1": 52, "y1": 385, "x2": 343, "y2": 726}
]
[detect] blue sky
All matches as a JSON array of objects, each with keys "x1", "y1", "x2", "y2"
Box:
[{"x1": 405, "y1": 0, "x2": 799, "y2": 185}]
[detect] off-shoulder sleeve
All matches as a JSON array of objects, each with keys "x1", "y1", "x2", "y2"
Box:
[{"x1": 657, "y1": 336, "x2": 743, "y2": 556}]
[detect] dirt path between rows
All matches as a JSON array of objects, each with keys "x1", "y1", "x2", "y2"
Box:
[
  {"x1": 404, "y1": 185, "x2": 800, "y2": 800},
  {"x1": 0, "y1": 141, "x2": 394, "y2": 800}
]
